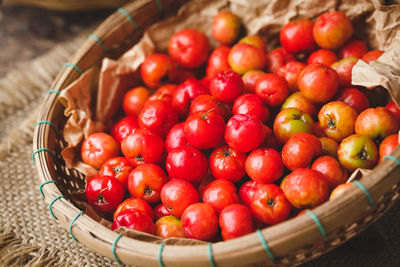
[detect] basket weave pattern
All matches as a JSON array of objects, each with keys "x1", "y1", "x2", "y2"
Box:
[{"x1": 33, "y1": 0, "x2": 400, "y2": 266}]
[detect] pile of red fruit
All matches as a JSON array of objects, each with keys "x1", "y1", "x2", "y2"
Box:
[{"x1": 81, "y1": 10, "x2": 399, "y2": 241}]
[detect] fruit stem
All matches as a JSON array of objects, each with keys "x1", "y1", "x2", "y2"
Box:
[
  {"x1": 266, "y1": 198, "x2": 276, "y2": 208},
  {"x1": 97, "y1": 187, "x2": 109, "y2": 202},
  {"x1": 358, "y1": 149, "x2": 368, "y2": 160},
  {"x1": 112, "y1": 165, "x2": 122, "y2": 174},
  {"x1": 202, "y1": 108, "x2": 217, "y2": 119},
  {"x1": 144, "y1": 186, "x2": 153, "y2": 196},
  {"x1": 223, "y1": 148, "x2": 232, "y2": 157},
  {"x1": 135, "y1": 154, "x2": 144, "y2": 162},
  {"x1": 326, "y1": 114, "x2": 336, "y2": 129}
]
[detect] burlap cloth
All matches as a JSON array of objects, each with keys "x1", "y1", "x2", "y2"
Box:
[{"x1": 0, "y1": 28, "x2": 399, "y2": 267}]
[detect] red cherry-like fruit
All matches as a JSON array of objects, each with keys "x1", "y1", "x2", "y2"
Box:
[
  {"x1": 86, "y1": 175, "x2": 124, "y2": 213},
  {"x1": 112, "y1": 208, "x2": 154, "y2": 234},
  {"x1": 219, "y1": 204, "x2": 254, "y2": 241},
  {"x1": 181, "y1": 203, "x2": 218, "y2": 241},
  {"x1": 81, "y1": 133, "x2": 120, "y2": 170}
]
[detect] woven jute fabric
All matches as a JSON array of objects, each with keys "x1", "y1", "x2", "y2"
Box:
[{"x1": 0, "y1": 31, "x2": 399, "y2": 267}]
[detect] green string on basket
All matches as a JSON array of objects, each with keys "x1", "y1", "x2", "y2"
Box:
[
  {"x1": 49, "y1": 195, "x2": 65, "y2": 220},
  {"x1": 154, "y1": 0, "x2": 163, "y2": 12},
  {"x1": 34, "y1": 120, "x2": 59, "y2": 137},
  {"x1": 208, "y1": 243, "x2": 216, "y2": 267},
  {"x1": 32, "y1": 148, "x2": 55, "y2": 163},
  {"x1": 39, "y1": 180, "x2": 57, "y2": 197},
  {"x1": 305, "y1": 210, "x2": 326, "y2": 238},
  {"x1": 89, "y1": 33, "x2": 108, "y2": 52},
  {"x1": 384, "y1": 155, "x2": 400, "y2": 168},
  {"x1": 158, "y1": 243, "x2": 165, "y2": 267},
  {"x1": 112, "y1": 233, "x2": 123, "y2": 264},
  {"x1": 118, "y1": 7, "x2": 139, "y2": 30},
  {"x1": 352, "y1": 180, "x2": 374, "y2": 207},
  {"x1": 256, "y1": 229, "x2": 275, "y2": 260},
  {"x1": 47, "y1": 90, "x2": 61, "y2": 95},
  {"x1": 64, "y1": 63, "x2": 83, "y2": 76},
  {"x1": 69, "y1": 211, "x2": 84, "y2": 242}
]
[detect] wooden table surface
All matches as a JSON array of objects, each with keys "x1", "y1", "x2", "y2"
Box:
[{"x1": 0, "y1": 2, "x2": 399, "y2": 267}]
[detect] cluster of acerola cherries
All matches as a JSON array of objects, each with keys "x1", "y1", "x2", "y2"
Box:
[{"x1": 82, "y1": 10, "x2": 400, "y2": 241}]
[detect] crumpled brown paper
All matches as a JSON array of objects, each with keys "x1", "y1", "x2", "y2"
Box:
[{"x1": 59, "y1": 0, "x2": 400, "y2": 233}]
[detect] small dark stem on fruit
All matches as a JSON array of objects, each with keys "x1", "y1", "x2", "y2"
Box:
[
  {"x1": 292, "y1": 114, "x2": 301, "y2": 120},
  {"x1": 167, "y1": 206, "x2": 172, "y2": 210},
  {"x1": 112, "y1": 165, "x2": 122, "y2": 174},
  {"x1": 358, "y1": 149, "x2": 368, "y2": 160},
  {"x1": 135, "y1": 154, "x2": 144, "y2": 162},
  {"x1": 202, "y1": 108, "x2": 217, "y2": 119},
  {"x1": 326, "y1": 114, "x2": 336, "y2": 129},
  {"x1": 97, "y1": 187, "x2": 109, "y2": 203},
  {"x1": 144, "y1": 186, "x2": 153, "y2": 196},
  {"x1": 266, "y1": 198, "x2": 276, "y2": 208},
  {"x1": 223, "y1": 148, "x2": 232, "y2": 157}
]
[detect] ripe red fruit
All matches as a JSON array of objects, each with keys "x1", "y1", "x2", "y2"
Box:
[
  {"x1": 281, "y1": 168, "x2": 330, "y2": 209},
  {"x1": 154, "y1": 203, "x2": 172, "y2": 221},
  {"x1": 338, "y1": 39, "x2": 368, "y2": 59},
  {"x1": 280, "y1": 19, "x2": 316, "y2": 53},
  {"x1": 282, "y1": 133, "x2": 322, "y2": 171},
  {"x1": 184, "y1": 109, "x2": 225, "y2": 149},
  {"x1": 86, "y1": 175, "x2": 124, "y2": 212},
  {"x1": 128, "y1": 163, "x2": 167, "y2": 204},
  {"x1": 265, "y1": 47, "x2": 295, "y2": 74},
  {"x1": 232, "y1": 93, "x2": 270, "y2": 123},
  {"x1": 147, "y1": 84, "x2": 177, "y2": 105},
  {"x1": 379, "y1": 134, "x2": 399, "y2": 163},
  {"x1": 113, "y1": 198, "x2": 154, "y2": 221},
  {"x1": 206, "y1": 46, "x2": 231, "y2": 79},
  {"x1": 209, "y1": 146, "x2": 247, "y2": 183},
  {"x1": 281, "y1": 91, "x2": 317, "y2": 117},
  {"x1": 336, "y1": 87, "x2": 369, "y2": 114},
  {"x1": 228, "y1": 43, "x2": 266, "y2": 74},
  {"x1": 361, "y1": 50, "x2": 384, "y2": 64},
  {"x1": 189, "y1": 94, "x2": 231, "y2": 120},
  {"x1": 250, "y1": 184, "x2": 291, "y2": 225},
  {"x1": 212, "y1": 11, "x2": 241, "y2": 45},
  {"x1": 255, "y1": 73, "x2": 289, "y2": 107},
  {"x1": 298, "y1": 63, "x2": 339, "y2": 103},
  {"x1": 311, "y1": 156, "x2": 348, "y2": 188},
  {"x1": 202, "y1": 179, "x2": 240, "y2": 214},
  {"x1": 331, "y1": 57, "x2": 359, "y2": 88},
  {"x1": 161, "y1": 179, "x2": 200, "y2": 218},
  {"x1": 111, "y1": 115, "x2": 139, "y2": 143},
  {"x1": 355, "y1": 107, "x2": 399, "y2": 145},
  {"x1": 219, "y1": 204, "x2": 254, "y2": 240},
  {"x1": 81, "y1": 133, "x2": 120, "y2": 169},
  {"x1": 165, "y1": 123, "x2": 189, "y2": 153},
  {"x1": 112, "y1": 209, "x2": 154, "y2": 234},
  {"x1": 225, "y1": 114, "x2": 265, "y2": 153},
  {"x1": 239, "y1": 180, "x2": 260, "y2": 207},
  {"x1": 277, "y1": 61, "x2": 306, "y2": 92},
  {"x1": 138, "y1": 99, "x2": 178, "y2": 138},
  {"x1": 385, "y1": 101, "x2": 400, "y2": 123},
  {"x1": 172, "y1": 79, "x2": 210, "y2": 118},
  {"x1": 245, "y1": 148, "x2": 284, "y2": 184},
  {"x1": 313, "y1": 11, "x2": 354, "y2": 49},
  {"x1": 307, "y1": 49, "x2": 338, "y2": 66},
  {"x1": 239, "y1": 35, "x2": 268, "y2": 52},
  {"x1": 166, "y1": 146, "x2": 208, "y2": 182},
  {"x1": 168, "y1": 29, "x2": 210, "y2": 68},
  {"x1": 181, "y1": 203, "x2": 218, "y2": 241},
  {"x1": 330, "y1": 183, "x2": 353, "y2": 201},
  {"x1": 121, "y1": 128, "x2": 164, "y2": 167},
  {"x1": 140, "y1": 54, "x2": 177, "y2": 89},
  {"x1": 242, "y1": 70, "x2": 265, "y2": 93},
  {"x1": 122, "y1": 86, "x2": 151, "y2": 116},
  {"x1": 99, "y1": 157, "x2": 133, "y2": 189},
  {"x1": 209, "y1": 70, "x2": 244, "y2": 103}
]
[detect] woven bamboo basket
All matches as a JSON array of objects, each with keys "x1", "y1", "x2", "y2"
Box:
[{"x1": 33, "y1": 0, "x2": 400, "y2": 266}]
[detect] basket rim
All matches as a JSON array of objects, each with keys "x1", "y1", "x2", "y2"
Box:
[{"x1": 32, "y1": 0, "x2": 400, "y2": 266}]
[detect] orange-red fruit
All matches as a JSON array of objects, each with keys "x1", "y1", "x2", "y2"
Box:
[
  {"x1": 212, "y1": 11, "x2": 241, "y2": 45},
  {"x1": 239, "y1": 35, "x2": 268, "y2": 52},
  {"x1": 298, "y1": 63, "x2": 339, "y2": 103},
  {"x1": 307, "y1": 49, "x2": 338, "y2": 66},
  {"x1": 122, "y1": 87, "x2": 151, "y2": 116},
  {"x1": 331, "y1": 57, "x2": 359, "y2": 88},
  {"x1": 379, "y1": 134, "x2": 399, "y2": 163},
  {"x1": 280, "y1": 19, "x2": 316, "y2": 53},
  {"x1": 311, "y1": 156, "x2": 348, "y2": 188},
  {"x1": 228, "y1": 43, "x2": 266, "y2": 74},
  {"x1": 338, "y1": 39, "x2": 368, "y2": 59},
  {"x1": 313, "y1": 11, "x2": 354, "y2": 49},
  {"x1": 155, "y1": 216, "x2": 186, "y2": 239},
  {"x1": 319, "y1": 137, "x2": 339, "y2": 157},
  {"x1": 330, "y1": 183, "x2": 353, "y2": 200},
  {"x1": 361, "y1": 50, "x2": 384, "y2": 64},
  {"x1": 81, "y1": 133, "x2": 120, "y2": 170},
  {"x1": 281, "y1": 168, "x2": 330, "y2": 209},
  {"x1": 277, "y1": 61, "x2": 306, "y2": 92}
]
